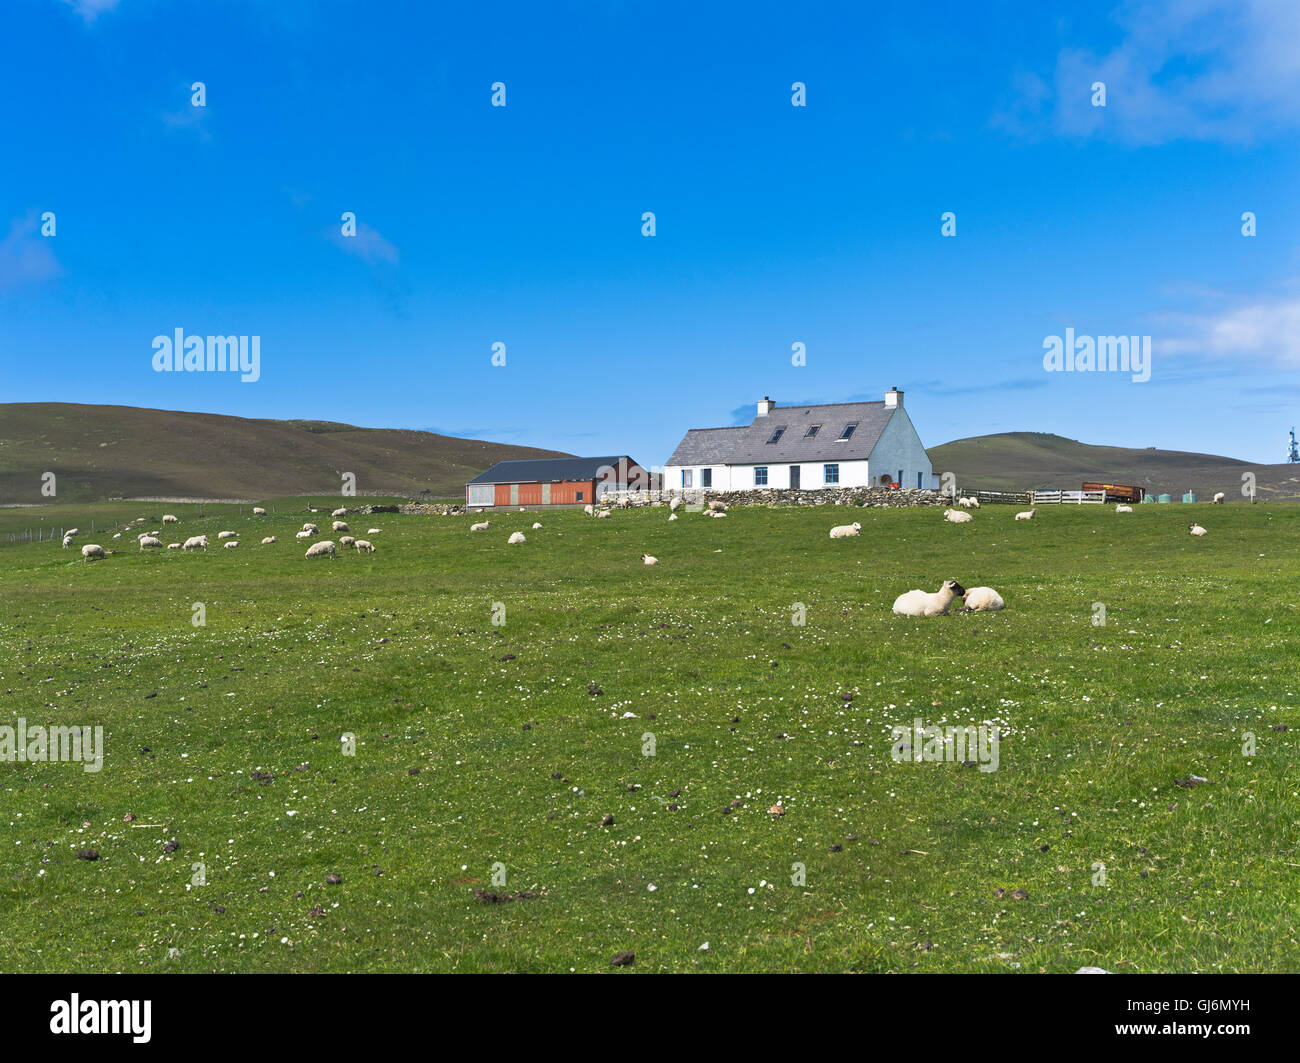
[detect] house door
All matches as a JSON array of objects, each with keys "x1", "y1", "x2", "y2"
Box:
[{"x1": 789, "y1": 466, "x2": 800, "y2": 489}]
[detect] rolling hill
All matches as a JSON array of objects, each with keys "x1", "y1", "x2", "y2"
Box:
[
  {"x1": 0, "y1": 404, "x2": 573, "y2": 503},
  {"x1": 928, "y1": 431, "x2": 1300, "y2": 500}
]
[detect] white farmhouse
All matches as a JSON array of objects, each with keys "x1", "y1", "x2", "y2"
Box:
[{"x1": 664, "y1": 389, "x2": 935, "y2": 493}]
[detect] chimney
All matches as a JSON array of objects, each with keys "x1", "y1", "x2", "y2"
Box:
[
  {"x1": 757, "y1": 396, "x2": 775, "y2": 417},
  {"x1": 884, "y1": 387, "x2": 902, "y2": 408}
]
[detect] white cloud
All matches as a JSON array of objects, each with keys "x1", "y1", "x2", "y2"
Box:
[
  {"x1": 0, "y1": 213, "x2": 62, "y2": 290},
  {"x1": 327, "y1": 222, "x2": 399, "y2": 266},
  {"x1": 58, "y1": 0, "x2": 120, "y2": 24},
  {"x1": 1159, "y1": 291, "x2": 1300, "y2": 366}
]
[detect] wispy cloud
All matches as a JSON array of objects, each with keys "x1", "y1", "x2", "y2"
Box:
[
  {"x1": 996, "y1": 0, "x2": 1300, "y2": 144},
  {"x1": 1158, "y1": 289, "x2": 1300, "y2": 367},
  {"x1": 58, "y1": 0, "x2": 120, "y2": 24},
  {"x1": 0, "y1": 213, "x2": 62, "y2": 291},
  {"x1": 327, "y1": 221, "x2": 400, "y2": 266}
]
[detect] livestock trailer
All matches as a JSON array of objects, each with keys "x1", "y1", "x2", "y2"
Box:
[{"x1": 1081, "y1": 481, "x2": 1143, "y2": 504}]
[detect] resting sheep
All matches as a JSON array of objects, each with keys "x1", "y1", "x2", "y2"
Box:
[
  {"x1": 595, "y1": 510, "x2": 611, "y2": 519},
  {"x1": 183, "y1": 535, "x2": 208, "y2": 551},
  {"x1": 1115, "y1": 504, "x2": 1133, "y2": 514},
  {"x1": 295, "y1": 530, "x2": 313, "y2": 539},
  {"x1": 65, "y1": 528, "x2": 80, "y2": 537},
  {"x1": 354, "y1": 540, "x2": 375, "y2": 553},
  {"x1": 1015, "y1": 509, "x2": 1036, "y2": 521},
  {"x1": 892, "y1": 580, "x2": 965, "y2": 617},
  {"x1": 81, "y1": 544, "x2": 106, "y2": 561},
  {"x1": 708, "y1": 510, "x2": 726, "y2": 518},
  {"x1": 829, "y1": 522, "x2": 861, "y2": 539},
  {"x1": 642, "y1": 554, "x2": 658, "y2": 565},
  {"x1": 1189, "y1": 523, "x2": 1207, "y2": 536},
  {"x1": 367, "y1": 528, "x2": 381, "y2": 534},
  {"x1": 668, "y1": 513, "x2": 678, "y2": 521},
  {"x1": 217, "y1": 531, "x2": 236, "y2": 540},
  {"x1": 943, "y1": 509, "x2": 973, "y2": 523},
  {"x1": 961, "y1": 586, "x2": 1005, "y2": 612},
  {"x1": 252, "y1": 507, "x2": 267, "y2": 515},
  {"x1": 302, "y1": 523, "x2": 319, "y2": 534},
  {"x1": 223, "y1": 540, "x2": 239, "y2": 549},
  {"x1": 167, "y1": 543, "x2": 181, "y2": 550},
  {"x1": 470, "y1": 521, "x2": 491, "y2": 532},
  {"x1": 305, "y1": 540, "x2": 336, "y2": 559},
  {"x1": 261, "y1": 536, "x2": 277, "y2": 545},
  {"x1": 507, "y1": 532, "x2": 526, "y2": 545},
  {"x1": 532, "y1": 522, "x2": 542, "y2": 529},
  {"x1": 708, "y1": 501, "x2": 728, "y2": 513},
  {"x1": 584, "y1": 505, "x2": 595, "y2": 516}
]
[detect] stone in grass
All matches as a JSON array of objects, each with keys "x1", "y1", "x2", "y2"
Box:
[
  {"x1": 325, "y1": 873, "x2": 342, "y2": 885},
  {"x1": 1076, "y1": 966, "x2": 1110, "y2": 974},
  {"x1": 162, "y1": 839, "x2": 179, "y2": 854},
  {"x1": 76, "y1": 849, "x2": 99, "y2": 861},
  {"x1": 610, "y1": 951, "x2": 635, "y2": 967},
  {"x1": 600, "y1": 814, "x2": 615, "y2": 827}
]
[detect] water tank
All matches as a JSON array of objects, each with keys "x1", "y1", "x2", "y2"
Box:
[{"x1": 1158, "y1": 493, "x2": 1172, "y2": 503}]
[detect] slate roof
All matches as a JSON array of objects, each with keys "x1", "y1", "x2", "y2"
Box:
[
  {"x1": 665, "y1": 402, "x2": 895, "y2": 465},
  {"x1": 466, "y1": 456, "x2": 645, "y2": 485}
]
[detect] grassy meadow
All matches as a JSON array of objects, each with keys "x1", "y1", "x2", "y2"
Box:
[{"x1": 0, "y1": 498, "x2": 1297, "y2": 972}]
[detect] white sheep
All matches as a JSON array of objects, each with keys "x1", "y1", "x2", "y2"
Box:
[
  {"x1": 892, "y1": 580, "x2": 965, "y2": 617},
  {"x1": 708, "y1": 500, "x2": 728, "y2": 513},
  {"x1": 829, "y1": 522, "x2": 861, "y2": 539},
  {"x1": 261, "y1": 536, "x2": 277, "y2": 545},
  {"x1": 65, "y1": 528, "x2": 80, "y2": 537},
  {"x1": 532, "y1": 522, "x2": 542, "y2": 529},
  {"x1": 1213, "y1": 492, "x2": 1225, "y2": 504},
  {"x1": 668, "y1": 513, "x2": 678, "y2": 521},
  {"x1": 367, "y1": 528, "x2": 381, "y2": 534},
  {"x1": 595, "y1": 510, "x2": 611, "y2": 519},
  {"x1": 1115, "y1": 504, "x2": 1133, "y2": 514},
  {"x1": 223, "y1": 540, "x2": 239, "y2": 549},
  {"x1": 302, "y1": 523, "x2": 319, "y2": 534},
  {"x1": 507, "y1": 531, "x2": 526, "y2": 545},
  {"x1": 339, "y1": 535, "x2": 356, "y2": 547},
  {"x1": 295, "y1": 530, "x2": 312, "y2": 539},
  {"x1": 642, "y1": 554, "x2": 658, "y2": 565},
  {"x1": 183, "y1": 535, "x2": 208, "y2": 551},
  {"x1": 961, "y1": 586, "x2": 1005, "y2": 612},
  {"x1": 584, "y1": 504, "x2": 595, "y2": 516},
  {"x1": 669, "y1": 497, "x2": 682, "y2": 512},
  {"x1": 305, "y1": 540, "x2": 336, "y2": 558},
  {"x1": 217, "y1": 531, "x2": 236, "y2": 540},
  {"x1": 708, "y1": 510, "x2": 727, "y2": 518},
  {"x1": 331, "y1": 508, "x2": 348, "y2": 518},
  {"x1": 354, "y1": 540, "x2": 375, "y2": 553},
  {"x1": 943, "y1": 509, "x2": 973, "y2": 523},
  {"x1": 62, "y1": 535, "x2": 74, "y2": 549},
  {"x1": 1189, "y1": 523, "x2": 1207, "y2": 536},
  {"x1": 332, "y1": 521, "x2": 350, "y2": 532},
  {"x1": 162, "y1": 514, "x2": 179, "y2": 524},
  {"x1": 139, "y1": 536, "x2": 164, "y2": 550},
  {"x1": 252, "y1": 507, "x2": 267, "y2": 515},
  {"x1": 1014, "y1": 509, "x2": 1036, "y2": 521},
  {"x1": 470, "y1": 521, "x2": 491, "y2": 532},
  {"x1": 167, "y1": 543, "x2": 181, "y2": 550},
  {"x1": 81, "y1": 544, "x2": 106, "y2": 561}
]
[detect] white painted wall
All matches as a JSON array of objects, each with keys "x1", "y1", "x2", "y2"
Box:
[
  {"x1": 863, "y1": 407, "x2": 933, "y2": 490},
  {"x1": 664, "y1": 460, "x2": 872, "y2": 491}
]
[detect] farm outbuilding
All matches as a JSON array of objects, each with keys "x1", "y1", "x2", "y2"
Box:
[{"x1": 466, "y1": 456, "x2": 651, "y2": 509}]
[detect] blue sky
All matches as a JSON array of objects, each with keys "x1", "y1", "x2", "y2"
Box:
[{"x1": 2, "y1": 0, "x2": 1298, "y2": 467}]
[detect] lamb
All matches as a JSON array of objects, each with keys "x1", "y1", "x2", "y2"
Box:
[
  {"x1": 507, "y1": 531, "x2": 526, "y2": 545},
  {"x1": 532, "y1": 522, "x2": 542, "y2": 529},
  {"x1": 295, "y1": 530, "x2": 313, "y2": 539},
  {"x1": 261, "y1": 536, "x2": 277, "y2": 545},
  {"x1": 252, "y1": 507, "x2": 267, "y2": 515},
  {"x1": 305, "y1": 540, "x2": 336, "y2": 558},
  {"x1": 223, "y1": 540, "x2": 239, "y2": 549},
  {"x1": 470, "y1": 521, "x2": 491, "y2": 532},
  {"x1": 354, "y1": 540, "x2": 375, "y2": 553},
  {"x1": 217, "y1": 531, "x2": 236, "y2": 540},
  {"x1": 829, "y1": 522, "x2": 862, "y2": 539},
  {"x1": 162, "y1": 514, "x2": 179, "y2": 524},
  {"x1": 331, "y1": 508, "x2": 348, "y2": 518},
  {"x1": 960, "y1": 586, "x2": 1005, "y2": 612},
  {"x1": 1189, "y1": 523, "x2": 1208, "y2": 536},
  {"x1": 139, "y1": 536, "x2": 164, "y2": 550},
  {"x1": 81, "y1": 544, "x2": 106, "y2": 561},
  {"x1": 339, "y1": 535, "x2": 356, "y2": 547},
  {"x1": 1014, "y1": 509, "x2": 1036, "y2": 521},
  {"x1": 1213, "y1": 492, "x2": 1225, "y2": 504},
  {"x1": 183, "y1": 535, "x2": 208, "y2": 550},
  {"x1": 943, "y1": 509, "x2": 973, "y2": 523},
  {"x1": 302, "y1": 523, "x2": 319, "y2": 534},
  {"x1": 642, "y1": 554, "x2": 658, "y2": 565},
  {"x1": 1115, "y1": 504, "x2": 1133, "y2": 514},
  {"x1": 167, "y1": 543, "x2": 182, "y2": 550},
  {"x1": 332, "y1": 521, "x2": 350, "y2": 532},
  {"x1": 892, "y1": 580, "x2": 965, "y2": 617}
]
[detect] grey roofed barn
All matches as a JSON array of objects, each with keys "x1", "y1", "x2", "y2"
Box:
[
  {"x1": 466, "y1": 456, "x2": 645, "y2": 485},
  {"x1": 665, "y1": 401, "x2": 896, "y2": 466}
]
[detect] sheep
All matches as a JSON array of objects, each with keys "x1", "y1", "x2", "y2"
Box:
[
  {"x1": 1115, "y1": 504, "x2": 1133, "y2": 514},
  {"x1": 354, "y1": 540, "x2": 375, "y2": 553},
  {"x1": 252, "y1": 507, "x2": 267, "y2": 515},
  {"x1": 65, "y1": 528, "x2": 80, "y2": 537},
  {"x1": 642, "y1": 554, "x2": 658, "y2": 565},
  {"x1": 305, "y1": 540, "x2": 336, "y2": 558},
  {"x1": 162, "y1": 514, "x2": 179, "y2": 524},
  {"x1": 1213, "y1": 492, "x2": 1225, "y2": 504},
  {"x1": 595, "y1": 510, "x2": 611, "y2": 519},
  {"x1": 1189, "y1": 523, "x2": 1208, "y2": 536},
  {"x1": 470, "y1": 521, "x2": 491, "y2": 532},
  {"x1": 507, "y1": 531, "x2": 526, "y2": 545},
  {"x1": 829, "y1": 522, "x2": 861, "y2": 539},
  {"x1": 167, "y1": 543, "x2": 181, "y2": 550},
  {"x1": 295, "y1": 530, "x2": 313, "y2": 539},
  {"x1": 1014, "y1": 509, "x2": 1036, "y2": 521},
  {"x1": 81, "y1": 544, "x2": 106, "y2": 561},
  {"x1": 62, "y1": 535, "x2": 74, "y2": 549},
  {"x1": 943, "y1": 509, "x2": 973, "y2": 523},
  {"x1": 367, "y1": 528, "x2": 381, "y2": 534},
  {"x1": 217, "y1": 531, "x2": 236, "y2": 540},
  {"x1": 957, "y1": 497, "x2": 975, "y2": 509},
  {"x1": 331, "y1": 508, "x2": 348, "y2": 518},
  {"x1": 111, "y1": 533, "x2": 121, "y2": 539},
  {"x1": 223, "y1": 540, "x2": 239, "y2": 549},
  {"x1": 960, "y1": 586, "x2": 1005, "y2": 612},
  {"x1": 668, "y1": 513, "x2": 678, "y2": 521},
  {"x1": 139, "y1": 535, "x2": 164, "y2": 550},
  {"x1": 339, "y1": 535, "x2": 356, "y2": 547},
  {"x1": 892, "y1": 580, "x2": 965, "y2": 617},
  {"x1": 183, "y1": 535, "x2": 208, "y2": 551},
  {"x1": 261, "y1": 536, "x2": 277, "y2": 545},
  {"x1": 583, "y1": 504, "x2": 594, "y2": 516},
  {"x1": 532, "y1": 522, "x2": 542, "y2": 529},
  {"x1": 708, "y1": 510, "x2": 727, "y2": 518},
  {"x1": 302, "y1": 523, "x2": 319, "y2": 534},
  {"x1": 669, "y1": 497, "x2": 682, "y2": 512},
  {"x1": 707, "y1": 500, "x2": 728, "y2": 513},
  {"x1": 332, "y1": 521, "x2": 350, "y2": 532},
  {"x1": 969, "y1": 497, "x2": 981, "y2": 509}
]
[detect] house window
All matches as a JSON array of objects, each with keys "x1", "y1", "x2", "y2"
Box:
[
  {"x1": 824, "y1": 464, "x2": 840, "y2": 485},
  {"x1": 804, "y1": 424, "x2": 821, "y2": 438},
  {"x1": 754, "y1": 466, "x2": 768, "y2": 486},
  {"x1": 701, "y1": 468, "x2": 712, "y2": 488},
  {"x1": 917, "y1": 472, "x2": 924, "y2": 489},
  {"x1": 682, "y1": 469, "x2": 693, "y2": 488},
  {"x1": 837, "y1": 423, "x2": 857, "y2": 441},
  {"x1": 767, "y1": 426, "x2": 787, "y2": 444},
  {"x1": 576, "y1": 491, "x2": 584, "y2": 502}
]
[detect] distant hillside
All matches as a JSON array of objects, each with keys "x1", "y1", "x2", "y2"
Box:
[
  {"x1": 0, "y1": 404, "x2": 573, "y2": 503},
  {"x1": 927, "y1": 432, "x2": 1300, "y2": 500}
]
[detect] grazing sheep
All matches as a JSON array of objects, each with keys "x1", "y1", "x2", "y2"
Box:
[
  {"x1": 167, "y1": 543, "x2": 181, "y2": 550},
  {"x1": 295, "y1": 530, "x2": 313, "y2": 539},
  {"x1": 81, "y1": 544, "x2": 106, "y2": 561},
  {"x1": 354, "y1": 540, "x2": 375, "y2": 553},
  {"x1": 1189, "y1": 523, "x2": 1208, "y2": 536},
  {"x1": 332, "y1": 521, "x2": 350, "y2": 532},
  {"x1": 668, "y1": 513, "x2": 678, "y2": 521},
  {"x1": 961, "y1": 586, "x2": 1005, "y2": 612},
  {"x1": 892, "y1": 580, "x2": 965, "y2": 617},
  {"x1": 943, "y1": 509, "x2": 973, "y2": 523},
  {"x1": 507, "y1": 531, "x2": 526, "y2": 545},
  {"x1": 331, "y1": 508, "x2": 348, "y2": 518},
  {"x1": 252, "y1": 507, "x2": 267, "y2": 515},
  {"x1": 305, "y1": 540, "x2": 336, "y2": 559},
  {"x1": 1213, "y1": 492, "x2": 1225, "y2": 504},
  {"x1": 595, "y1": 510, "x2": 611, "y2": 519},
  {"x1": 162, "y1": 514, "x2": 179, "y2": 524},
  {"x1": 1014, "y1": 509, "x2": 1036, "y2": 521},
  {"x1": 223, "y1": 540, "x2": 239, "y2": 549},
  {"x1": 217, "y1": 531, "x2": 236, "y2": 540},
  {"x1": 532, "y1": 522, "x2": 542, "y2": 529},
  {"x1": 367, "y1": 528, "x2": 381, "y2": 534},
  {"x1": 139, "y1": 536, "x2": 164, "y2": 550},
  {"x1": 583, "y1": 504, "x2": 595, "y2": 516},
  {"x1": 182, "y1": 535, "x2": 208, "y2": 551},
  {"x1": 62, "y1": 535, "x2": 74, "y2": 549},
  {"x1": 261, "y1": 536, "x2": 277, "y2": 545},
  {"x1": 1115, "y1": 504, "x2": 1133, "y2": 514},
  {"x1": 642, "y1": 554, "x2": 658, "y2": 565},
  {"x1": 957, "y1": 497, "x2": 975, "y2": 509},
  {"x1": 470, "y1": 521, "x2": 491, "y2": 532},
  {"x1": 829, "y1": 522, "x2": 861, "y2": 539},
  {"x1": 302, "y1": 523, "x2": 319, "y2": 534},
  {"x1": 339, "y1": 536, "x2": 356, "y2": 547}
]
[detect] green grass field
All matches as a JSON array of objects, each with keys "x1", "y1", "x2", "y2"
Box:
[{"x1": 1, "y1": 499, "x2": 1297, "y2": 972}]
